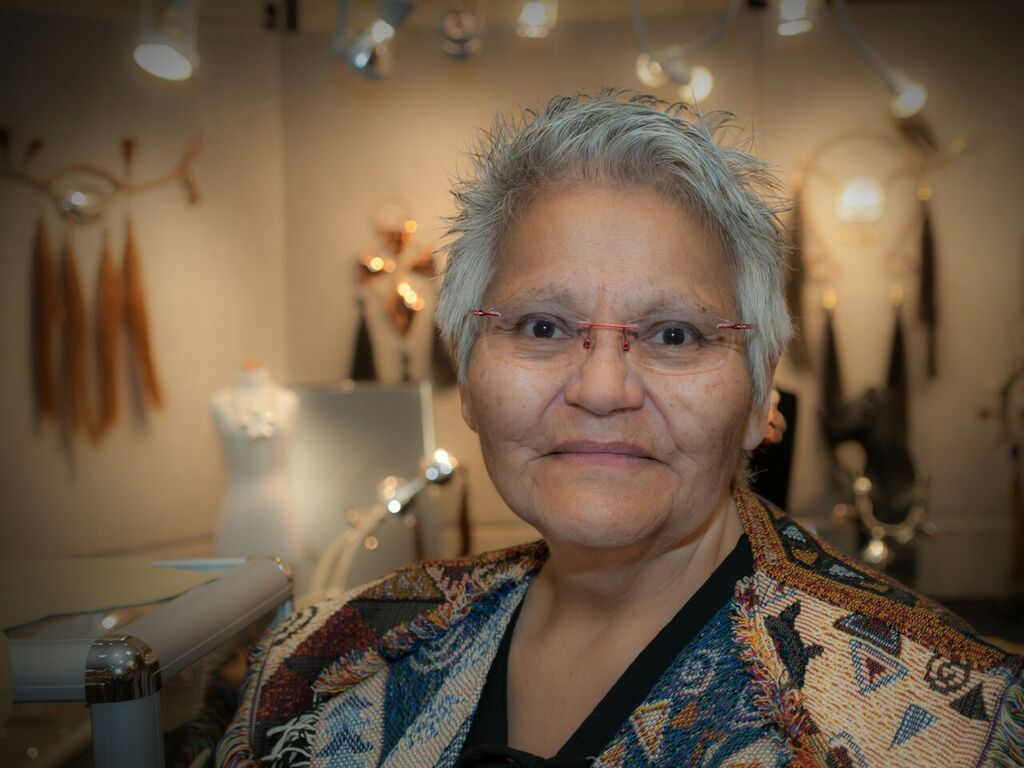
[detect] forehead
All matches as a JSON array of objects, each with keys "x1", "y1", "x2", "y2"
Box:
[{"x1": 489, "y1": 183, "x2": 735, "y2": 316}]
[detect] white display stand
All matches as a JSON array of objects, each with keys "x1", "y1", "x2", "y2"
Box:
[{"x1": 211, "y1": 366, "x2": 301, "y2": 563}]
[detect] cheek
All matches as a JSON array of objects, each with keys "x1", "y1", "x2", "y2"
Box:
[{"x1": 655, "y1": 370, "x2": 754, "y2": 460}]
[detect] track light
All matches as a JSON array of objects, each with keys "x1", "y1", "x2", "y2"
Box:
[
  {"x1": 133, "y1": 0, "x2": 200, "y2": 81},
  {"x1": 776, "y1": 0, "x2": 818, "y2": 37},
  {"x1": 517, "y1": 1, "x2": 557, "y2": 39},
  {"x1": 438, "y1": 2, "x2": 484, "y2": 59},
  {"x1": 833, "y1": 0, "x2": 928, "y2": 119},
  {"x1": 333, "y1": 0, "x2": 417, "y2": 79}
]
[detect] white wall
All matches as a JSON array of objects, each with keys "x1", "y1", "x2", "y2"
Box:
[
  {"x1": 2, "y1": 2, "x2": 1022, "y2": 597},
  {"x1": 278, "y1": 2, "x2": 1024, "y2": 595},
  {"x1": 0, "y1": 10, "x2": 288, "y2": 557}
]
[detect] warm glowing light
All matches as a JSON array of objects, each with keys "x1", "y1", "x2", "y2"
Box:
[
  {"x1": 823, "y1": 288, "x2": 838, "y2": 310},
  {"x1": 133, "y1": 43, "x2": 194, "y2": 81},
  {"x1": 635, "y1": 53, "x2": 666, "y2": 88},
  {"x1": 777, "y1": 0, "x2": 815, "y2": 36},
  {"x1": 397, "y1": 282, "x2": 412, "y2": 296},
  {"x1": 434, "y1": 449, "x2": 450, "y2": 464},
  {"x1": 835, "y1": 176, "x2": 886, "y2": 223},
  {"x1": 403, "y1": 290, "x2": 420, "y2": 307},
  {"x1": 777, "y1": 20, "x2": 812, "y2": 36},
  {"x1": 403, "y1": 219, "x2": 418, "y2": 233},
  {"x1": 386, "y1": 499, "x2": 402, "y2": 514},
  {"x1": 370, "y1": 19, "x2": 396, "y2": 44},
  {"x1": 678, "y1": 65, "x2": 713, "y2": 105},
  {"x1": 890, "y1": 80, "x2": 927, "y2": 118},
  {"x1": 517, "y1": 0, "x2": 557, "y2": 38},
  {"x1": 383, "y1": 260, "x2": 396, "y2": 273},
  {"x1": 364, "y1": 535, "x2": 379, "y2": 550},
  {"x1": 369, "y1": 256, "x2": 384, "y2": 271}
]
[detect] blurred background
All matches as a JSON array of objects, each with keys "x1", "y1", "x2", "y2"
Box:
[{"x1": 1, "y1": 0, "x2": 1023, "y2": 603}]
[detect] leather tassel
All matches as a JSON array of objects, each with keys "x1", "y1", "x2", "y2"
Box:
[
  {"x1": 822, "y1": 299, "x2": 842, "y2": 414},
  {"x1": 96, "y1": 233, "x2": 123, "y2": 434},
  {"x1": 918, "y1": 193, "x2": 938, "y2": 378},
  {"x1": 785, "y1": 188, "x2": 812, "y2": 370},
  {"x1": 886, "y1": 303, "x2": 909, "y2": 441},
  {"x1": 123, "y1": 219, "x2": 164, "y2": 409},
  {"x1": 351, "y1": 296, "x2": 377, "y2": 381},
  {"x1": 62, "y1": 237, "x2": 99, "y2": 441},
  {"x1": 430, "y1": 324, "x2": 458, "y2": 388},
  {"x1": 32, "y1": 219, "x2": 63, "y2": 419}
]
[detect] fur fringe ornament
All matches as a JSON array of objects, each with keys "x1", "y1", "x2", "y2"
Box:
[
  {"x1": 123, "y1": 219, "x2": 164, "y2": 409},
  {"x1": 918, "y1": 189, "x2": 938, "y2": 378},
  {"x1": 31, "y1": 219, "x2": 63, "y2": 419},
  {"x1": 61, "y1": 237, "x2": 99, "y2": 441},
  {"x1": 96, "y1": 233, "x2": 123, "y2": 434},
  {"x1": 351, "y1": 294, "x2": 378, "y2": 382},
  {"x1": 785, "y1": 187, "x2": 812, "y2": 370}
]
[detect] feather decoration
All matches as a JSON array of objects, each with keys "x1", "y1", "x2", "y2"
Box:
[
  {"x1": 96, "y1": 233, "x2": 123, "y2": 433},
  {"x1": 351, "y1": 295, "x2": 377, "y2": 381},
  {"x1": 32, "y1": 219, "x2": 63, "y2": 420},
  {"x1": 123, "y1": 219, "x2": 164, "y2": 409},
  {"x1": 62, "y1": 237, "x2": 99, "y2": 441},
  {"x1": 918, "y1": 192, "x2": 938, "y2": 378},
  {"x1": 886, "y1": 302, "x2": 909, "y2": 441},
  {"x1": 785, "y1": 186, "x2": 812, "y2": 370}
]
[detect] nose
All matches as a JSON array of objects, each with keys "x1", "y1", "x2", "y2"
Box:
[{"x1": 564, "y1": 328, "x2": 645, "y2": 415}]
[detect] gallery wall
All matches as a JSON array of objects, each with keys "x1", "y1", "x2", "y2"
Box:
[
  {"x1": 1, "y1": 2, "x2": 1022, "y2": 598},
  {"x1": 0, "y1": 10, "x2": 288, "y2": 558}
]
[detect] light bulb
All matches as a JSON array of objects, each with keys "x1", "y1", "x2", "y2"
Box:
[
  {"x1": 835, "y1": 176, "x2": 886, "y2": 223},
  {"x1": 133, "y1": 42, "x2": 194, "y2": 81},
  {"x1": 517, "y1": 0, "x2": 557, "y2": 38},
  {"x1": 677, "y1": 65, "x2": 713, "y2": 105},
  {"x1": 891, "y1": 80, "x2": 928, "y2": 118},
  {"x1": 635, "y1": 53, "x2": 666, "y2": 88}
]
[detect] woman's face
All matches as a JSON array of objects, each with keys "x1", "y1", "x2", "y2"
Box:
[{"x1": 460, "y1": 184, "x2": 771, "y2": 551}]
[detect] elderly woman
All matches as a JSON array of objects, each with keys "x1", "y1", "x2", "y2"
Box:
[{"x1": 216, "y1": 94, "x2": 1022, "y2": 768}]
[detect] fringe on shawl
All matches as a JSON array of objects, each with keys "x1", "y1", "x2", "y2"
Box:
[
  {"x1": 982, "y1": 675, "x2": 1024, "y2": 767},
  {"x1": 731, "y1": 577, "x2": 823, "y2": 768}
]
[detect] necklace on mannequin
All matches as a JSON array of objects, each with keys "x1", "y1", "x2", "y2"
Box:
[{"x1": 231, "y1": 364, "x2": 278, "y2": 440}]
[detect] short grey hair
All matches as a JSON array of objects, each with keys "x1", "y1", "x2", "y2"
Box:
[{"x1": 436, "y1": 91, "x2": 792, "y2": 405}]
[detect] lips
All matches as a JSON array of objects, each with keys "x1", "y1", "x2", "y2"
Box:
[{"x1": 549, "y1": 440, "x2": 656, "y2": 461}]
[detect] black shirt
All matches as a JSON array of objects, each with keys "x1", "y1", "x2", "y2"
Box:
[{"x1": 455, "y1": 534, "x2": 755, "y2": 767}]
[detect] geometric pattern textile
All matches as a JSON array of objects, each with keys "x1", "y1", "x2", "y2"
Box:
[{"x1": 215, "y1": 488, "x2": 1024, "y2": 768}]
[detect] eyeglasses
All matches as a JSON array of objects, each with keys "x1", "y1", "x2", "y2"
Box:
[{"x1": 469, "y1": 306, "x2": 754, "y2": 376}]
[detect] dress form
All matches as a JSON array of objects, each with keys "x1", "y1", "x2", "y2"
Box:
[{"x1": 211, "y1": 365, "x2": 301, "y2": 563}]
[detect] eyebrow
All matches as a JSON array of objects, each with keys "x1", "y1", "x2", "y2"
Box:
[{"x1": 491, "y1": 287, "x2": 728, "y2": 319}]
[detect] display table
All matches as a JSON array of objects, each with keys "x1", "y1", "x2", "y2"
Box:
[{"x1": 5, "y1": 557, "x2": 292, "y2": 768}]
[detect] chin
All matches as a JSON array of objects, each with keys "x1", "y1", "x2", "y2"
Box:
[{"x1": 524, "y1": 489, "x2": 673, "y2": 550}]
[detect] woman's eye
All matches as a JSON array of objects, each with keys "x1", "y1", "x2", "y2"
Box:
[
  {"x1": 654, "y1": 324, "x2": 701, "y2": 345},
  {"x1": 523, "y1": 318, "x2": 564, "y2": 339}
]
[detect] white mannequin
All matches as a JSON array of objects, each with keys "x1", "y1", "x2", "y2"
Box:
[{"x1": 211, "y1": 363, "x2": 301, "y2": 564}]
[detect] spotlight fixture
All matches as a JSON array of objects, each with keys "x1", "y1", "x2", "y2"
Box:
[
  {"x1": 833, "y1": 0, "x2": 928, "y2": 118},
  {"x1": 676, "y1": 63, "x2": 714, "y2": 105},
  {"x1": 517, "y1": 0, "x2": 557, "y2": 39},
  {"x1": 333, "y1": 0, "x2": 417, "y2": 79},
  {"x1": 631, "y1": 0, "x2": 739, "y2": 104},
  {"x1": 133, "y1": 0, "x2": 201, "y2": 81},
  {"x1": 438, "y1": 2, "x2": 484, "y2": 59},
  {"x1": 776, "y1": 0, "x2": 818, "y2": 37}
]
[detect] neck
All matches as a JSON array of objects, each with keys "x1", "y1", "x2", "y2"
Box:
[{"x1": 530, "y1": 488, "x2": 743, "y2": 625}]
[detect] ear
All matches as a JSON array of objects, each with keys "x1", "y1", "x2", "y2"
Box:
[
  {"x1": 459, "y1": 381, "x2": 478, "y2": 433},
  {"x1": 741, "y1": 364, "x2": 778, "y2": 451}
]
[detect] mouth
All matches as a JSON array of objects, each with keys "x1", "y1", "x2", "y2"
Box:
[{"x1": 547, "y1": 440, "x2": 658, "y2": 465}]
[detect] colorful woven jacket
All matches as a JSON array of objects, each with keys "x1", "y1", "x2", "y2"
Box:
[{"x1": 215, "y1": 489, "x2": 1024, "y2": 767}]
